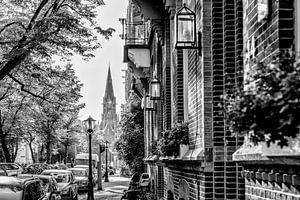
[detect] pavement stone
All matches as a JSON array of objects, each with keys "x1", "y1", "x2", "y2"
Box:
[{"x1": 79, "y1": 174, "x2": 130, "y2": 200}]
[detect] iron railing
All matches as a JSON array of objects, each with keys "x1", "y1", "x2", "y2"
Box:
[{"x1": 120, "y1": 21, "x2": 150, "y2": 45}]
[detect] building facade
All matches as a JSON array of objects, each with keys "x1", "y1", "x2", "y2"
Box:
[
  {"x1": 122, "y1": 0, "x2": 244, "y2": 199},
  {"x1": 233, "y1": 1, "x2": 300, "y2": 199},
  {"x1": 122, "y1": 0, "x2": 300, "y2": 199}
]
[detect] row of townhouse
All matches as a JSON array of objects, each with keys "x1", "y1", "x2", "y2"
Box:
[{"x1": 121, "y1": 0, "x2": 300, "y2": 199}]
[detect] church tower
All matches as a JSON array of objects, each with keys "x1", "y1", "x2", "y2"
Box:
[{"x1": 100, "y1": 66, "x2": 118, "y2": 143}]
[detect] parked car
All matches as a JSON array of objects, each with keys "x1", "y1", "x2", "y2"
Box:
[
  {"x1": 128, "y1": 172, "x2": 140, "y2": 189},
  {"x1": 18, "y1": 174, "x2": 61, "y2": 200},
  {"x1": 41, "y1": 170, "x2": 78, "y2": 200},
  {"x1": 0, "y1": 167, "x2": 8, "y2": 176},
  {"x1": 139, "y1": 173, "x2": 150, "y2": 187},
  {"x1": 68, "y1": 168, "x2": 89, "y2": 191},
  {"x1": 73, "y1": 165, "x2": 97, "y2": 184},
  {"x1": 52, "y1": 164, "x2": 68, "y2": 170},
  {"x1": 0, "y1": 176, "x2": 48, "y2": 200},
  {"x1": 66, "y1": 163, "x2": 73, "y2": 168},
  {"x1": 0, "y1": 163, "x2": 23, "y2": 176},
  {"x1": 24, "y1": 163, "x2": 50, "y2": 174}
]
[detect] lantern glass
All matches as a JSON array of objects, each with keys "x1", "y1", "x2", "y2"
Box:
[
  {"x1": 84, "y1": 116, "x2": 96, "y2": 132},
  {"x1": 176, "y1": 5, "x2": 196, "y2": 47},
  {"x1": 150, "y1": 78, "x2": 160, "y2": 99},
  {"x1": 146, "y1": 95, "x2": 154, "y2": 110}
]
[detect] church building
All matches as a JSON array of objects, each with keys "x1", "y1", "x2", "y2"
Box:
[{"x1": 99, "y1": 66, "x2": 119, "y2": 168}]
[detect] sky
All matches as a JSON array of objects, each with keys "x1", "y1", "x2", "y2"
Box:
[{"x1": 71, "y1": 0, "x2": 128, "y2": 121}]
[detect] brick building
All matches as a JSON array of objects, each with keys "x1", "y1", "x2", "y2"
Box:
[
  {"x1": 233, "y1": 0, "x2": 300, "y2": 199},
  {"x1": 121, "y1": 0, "x2": 246, "y2": 199}
]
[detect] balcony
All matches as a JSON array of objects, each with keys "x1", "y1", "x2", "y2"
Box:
[
  {"x1": 121, "y1": 21, "x2": 151, "y2": 71},
  {"x1": 122, "y1": 21, "x2": 150, "y2": 46}
]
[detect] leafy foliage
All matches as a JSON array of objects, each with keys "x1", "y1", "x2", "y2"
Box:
[
  {"x1": 0, "y1": 0, "x2": 115, "y2": 80},
  {"x1": 0, "y1": 63, "x2": 84, "y2": 162},
  {"x1": 156, "y1": 123, "x2": 189, "y2": 157},
  {"x1": 225, "y1": 53, "x2": 300, "y2": 147},
  {"x1": 115, "y1": 102, "x2": 144, "y2": 174}
]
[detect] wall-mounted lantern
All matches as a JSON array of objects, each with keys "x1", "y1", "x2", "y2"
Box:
[
  {"x1": 175, "y1": 3, "x2": 201, "y2": 55},
  {"x1": 145, "y1": 95, "x2": 155, "y2": 111},
  {"x1": 150, "y1": 77, "x2": 163, "y2": 100}
]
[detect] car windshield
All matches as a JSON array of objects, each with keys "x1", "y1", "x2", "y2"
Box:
[
  {"x1": 43, "y1": 173, "x2": 69, "y2": 183},
  {"x1": 0, "y1": 185, "x2": 23, "y2": 200},
  {"x1": 71, "y1": 170, "x2": 87, "y2": 177},
  {"x1": 142, "y1": 174, "x2": 149, "y2": 179},
  {"x1": 54, "y1": 174, "x2": 69, "y2": 183},
  {"x1": 75, "y1": 159, "x2": 96, "y2": 168}
]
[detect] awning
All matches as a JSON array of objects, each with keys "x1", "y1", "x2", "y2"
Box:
[{"x1": 128, "y1": 48, "x2": 151, "y2": 68}]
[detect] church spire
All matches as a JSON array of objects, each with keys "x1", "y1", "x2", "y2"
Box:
[{"x1": 104, "y1": 65, "x2": 114, "y2": 100}]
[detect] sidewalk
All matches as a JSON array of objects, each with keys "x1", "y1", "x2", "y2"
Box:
[{"x1": 94, "y1": 174, "x2": 130, "y2": 200}]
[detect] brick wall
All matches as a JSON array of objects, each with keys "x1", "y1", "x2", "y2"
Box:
[
  {"x1": 162, "y1": 0, "x2": 245, "y2": 199},
  {"x1": 163, "y1": 13, "x2": 172, "y2": 130},
  {"x1": 172, "y1": 49, "x2": 185, "y2": 125},
  {"x1": 244, "y1": 0, "x2": 294, "y2": 69},
  {"x1": 240, "y1": 1, "x2": 296, "y2": 199},
  {"x1": 241, "y1": 165, "x2": 300, "y2": 200},
  {"x1": 211, "y1": 0, "x2": 245, "y2": 199},
  {"x1": 188, "y1": 49, "x2": 203, "y2": 148},
  {"x1": 164, "y1": 167, "x2": 213, "y2": 200}
]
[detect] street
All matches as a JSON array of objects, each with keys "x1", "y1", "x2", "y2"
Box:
[{"x1": 79, "y1": 175, "x2": 130, "y2": 200}]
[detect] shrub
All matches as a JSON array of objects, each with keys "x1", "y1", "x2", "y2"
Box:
[
  {"x1": 225, "y1": 52, "x2": 300, "y2": 147},
  {"x1": 156, "y1": 123, "x2": 189, "y2": 157}
]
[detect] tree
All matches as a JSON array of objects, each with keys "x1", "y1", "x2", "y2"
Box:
[
  {"x1": 0, "y1": 86, "x2": 30, "y2": 162},
  {"x1": 115, "y1": 101, "x2": 144, "y2": 174},
  {"x1": 29, "y1": 65, "x2": 83, "y2": 163},
  {"x1": 59, "y1": 113, "x2": 81, "y2": 163},
  {"x1": 225, "y1": 52, "x2": 300, "y2": 147},
  {"x1": 0, "y1": 62, "x2": 85, "y2": 163},
  {"x1": 0, "y1": 0, "x2": 114, "y2": 81}
]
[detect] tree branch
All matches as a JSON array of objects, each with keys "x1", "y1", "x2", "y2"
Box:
[
  {"x1": 0, "y1": 22, "x2": 26, "y2": 35},
  {"x1": 0, "y1": 87, "x2": 10, "y2": 102},
  {"x1": 26, "y1": 0, "x2": 50, "y2": 31},
  {"x1": 0, "y1": 40, "x2": 18, "y2": 45},
  {"x1": 7, "y1": 96, "x2": 26, "y2": 134},
  {"x1": 60, "y1": 4, "x2": 90, "y2": 17},
  {"x1": 7, "y1": 73, "x2": 51, "y2": 102}
]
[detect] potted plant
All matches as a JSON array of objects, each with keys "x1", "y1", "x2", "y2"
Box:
[{"x1": 156, "y1": 123, "x2": 189, "y2": 157}]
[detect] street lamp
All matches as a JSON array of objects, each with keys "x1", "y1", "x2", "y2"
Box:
[
  {"x1": 104, "y1": 141, "x2": 109, "y2": 182},
  {"x1": 175, "y1": 3, "x2": 202, "y2": 55},
  {"x1": 98, "y1": 143, "x2": 105, "y2": 190},
  {"x1": 83, "y1": 116, "x2": 96, "y2": 200},
  {"x1": 150, "y1": 77, "x2": 163, "y2": 101}
]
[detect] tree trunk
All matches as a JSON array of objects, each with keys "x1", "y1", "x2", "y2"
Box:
[
  {"x1": 0, "y1": 52, "x2": 28, "y2": 81},
  {"x1": 39, "y1": 144, "x2": 44, "y2": 162},
  {"x1": 45, "y1": 141, "x2": 51, "y2": 163},
  {"x1": 12, "y1": 140, "x2": 19, "y2": 162},
  {"x1": 28, "y1": 141, "x2": 36, "y2": 163},
  {"x1": 64, "y1": 144, "x2": 68, "y2": 164},
  {"x1": 0, "y1": 132, "x2": 11, "y2": 163}
]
